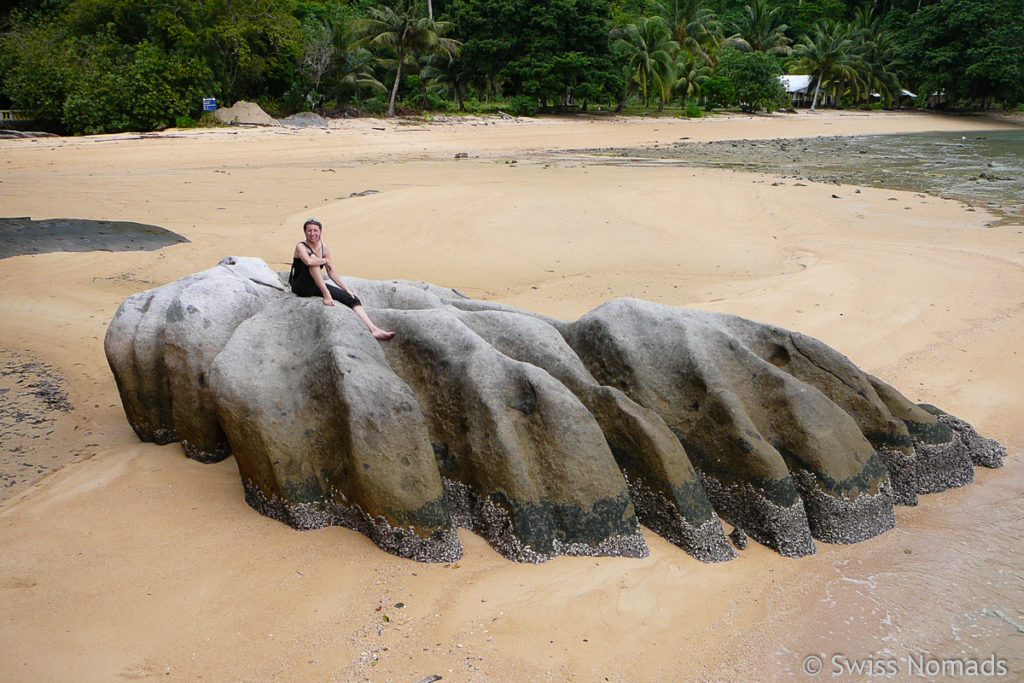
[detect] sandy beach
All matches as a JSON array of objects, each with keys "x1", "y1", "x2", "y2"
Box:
[{"x1": 1, "y1": 109, "x2": 1022, "y2": 681}]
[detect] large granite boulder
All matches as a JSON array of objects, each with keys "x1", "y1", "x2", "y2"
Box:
[
  {"x1": 563, "y1": 300, "x2": 1003, "y2": 556},
  {"x1": 105, "y1": 258, "x2": 1006, "y2": 563},
  {"x1": 104, "y1": 256, "x2": 285, "y2": 461}
]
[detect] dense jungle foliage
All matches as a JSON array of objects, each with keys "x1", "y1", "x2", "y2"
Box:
[{"x1": 1, "y1": 0, "x2": 1022, "y2": 134}]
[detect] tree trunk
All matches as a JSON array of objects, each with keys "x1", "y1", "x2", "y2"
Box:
[
  {"x1": 428, "y1": 0, "x2": 434, "y2": 21},
  {"x1": 657, "y1": 97, "x2": 665, "y2": 112},
  {"x1": 455, "y1": 83, "x2": 464, "y2": 111},
  {"x1": 387, "y1": 51, "x2": 405, "y2": 117},
  {"x1": 810, "y1": 78, "x2": 821, "y2": 111}
]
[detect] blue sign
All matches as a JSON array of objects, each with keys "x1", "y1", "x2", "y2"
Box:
[{"x1": 202, "y1": 97, "x2": 217, "y2": 111}]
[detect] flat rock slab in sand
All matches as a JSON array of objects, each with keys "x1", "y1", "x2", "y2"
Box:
[
  {"x1": 0, "y1": 217, "x2": 189, "y2": 259},
  {"x1": 104, "y1": 257, "x2": 1007, "y2": 565},
  {"x1": 0, "y1": 129, "x2": 59, "y2": 139},
  {"x1": 279, "y1": 112, "x2": 329, "y2": 128}
]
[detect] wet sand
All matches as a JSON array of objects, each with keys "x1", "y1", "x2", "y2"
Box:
[{"x1": 1, "y1": 110, "x2": 1022, "y2": 681}]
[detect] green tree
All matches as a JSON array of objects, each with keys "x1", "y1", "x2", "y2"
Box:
[
  {"x1": 188, "y1": 0, "x2": 302, "y2": 105},
  {"x1": 298, "y1": 19, "x2": 335, "y2": 107},
  {"x1": 776, "y1": 0, "x2": 846, "y2": 39},
  {"x1": 0, "y1": 20, "x2": 76, "y2": 129},
  {"x1": 446, "y1": 0, "x2": 621, "y2": 109},
  {"x1": 717, "y1": 47, "x2": 786, "y2": 111},
  {"x1": 675, "y1": 52, "x2": 712, "y2": 103},
  {"x1": 725, "y1": 0, "x2": 792, "y2": 56},
  {"x1": 420, "y1": 53, "x2": 463, "y2": 109},
  {"x1": 612, "y1": 16, "x2": 678, "y2": 108},
  {"x1": 700, "y1": 73, "x2": 734, "y2": 109},
  {"x1": 851, "y1": 7, "x2": 902, "y2": 107},
  {"x1": 446, "y1": 0, "x2": 516, "y2": 103},
  {"x1": 503, "y1": 0, "x2": 620, "y2": 108},
  {"x1": 656, "y1": 0, "x2": 723, "y2": 65},
  {"x1": 897, "y1": 0, "x2": 1024, "y2": 107},
  {"x1": 61, "y1": 39, "x2": 211, "y2": 134},
  {"x1": 1, "y1": 7, "x2": 214, "y2": 134},
  {"x1": 608, "y1": 0, "x2": 650, "y2": 25},
  {"x1": 791, "y1": 19, "x2": 864, "y2": 110},
  {"x1": 328, "y1": 19, "x2": 387, "y2": 107},
  {"x1": 357, "y1": 0, "x2": 460, "y2": 116}
]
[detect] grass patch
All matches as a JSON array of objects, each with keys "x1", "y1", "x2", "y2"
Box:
[{"x1": 197, "y1": 112, "x2": 226, "y2": 127}]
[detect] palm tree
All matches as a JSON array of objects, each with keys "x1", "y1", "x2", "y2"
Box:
[
  {"x1": 656, "y1": 0, "x2": 723, "y2": 66},
  {"x1": 612, "y1": 16, "x2": 679, "y2": 110},
  {"x1": 791, "y1": 20, "x2": 864, "y2": 110},
  {"x1": 356, "y1": 0, "x2": 459, "y2": 116},
  {"x1": 726, "y1": 0, "x2": 792, "y2": 57},
  {"x1": 859, "y1": 29, "x2": 901, "y2": 107},
  {"x1": 330, "y1": 23, "x2": 386, "y2": 107},
  {"x1": 852, "y1": 4, "x2": 877, "y2": 34},
  {"x1": 674, "y1": 53, "x2": 712, "y2": 104},
  {"x1": 420, "y1": 53, "x2": 464, "y2": 110},
  {"x1": 850, "y1": 7, "x2": 902, "y2": 107}
]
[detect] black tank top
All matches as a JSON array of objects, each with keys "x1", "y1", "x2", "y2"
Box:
[{"x1": 289, "y1": 242, "x2": 323, "y2": 296}]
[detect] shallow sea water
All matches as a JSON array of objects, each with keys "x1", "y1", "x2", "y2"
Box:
[{"x1": 765, "y1": 460, "x2": 1024, "y2": 682}]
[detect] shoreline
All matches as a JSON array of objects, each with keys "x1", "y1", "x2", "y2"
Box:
[
  {"x1": 574, "y1": 129, "x2": 1024, "y2": 226},
  {"x1": 3, "y1": 108, "x2": 1021, "y2": 159},
  {"x1": 1, "y1": 109, "x2": 1021, "y2": 681},
  {"x1": 3, "y1": 105, "x2": 1022, "y2": 139}
]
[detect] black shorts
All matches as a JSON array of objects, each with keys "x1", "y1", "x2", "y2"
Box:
[
  {"x1": 324, "y1": 283, "x2": 361, "y2": 308},
  {"x1": 292, "y1": 281, "x2": 361, "y2": 308}
]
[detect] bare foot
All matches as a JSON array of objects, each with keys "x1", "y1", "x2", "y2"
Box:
[{"x1": 372, "y1": 329, "x2": 395, "y2": 341}]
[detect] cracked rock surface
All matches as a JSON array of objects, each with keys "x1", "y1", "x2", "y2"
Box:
[{"x1": 104, "y1": 257, "x2": 1005, "y2": 562}]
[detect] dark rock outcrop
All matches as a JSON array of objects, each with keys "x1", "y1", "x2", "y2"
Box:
[
  {"x1": 0, "y1": 216, "x2": 188, "y2": 259},
  {"x1": 105, "y1": 258, "x2": 1006, "y2": 563},
  {"x1": 279, "y1": 112, "x2": 329, "y2": 128}
]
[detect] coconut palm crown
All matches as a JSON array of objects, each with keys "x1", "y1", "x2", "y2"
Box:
[{"x1": 356, "y1": 0, "x2": 460, "y2": 116}]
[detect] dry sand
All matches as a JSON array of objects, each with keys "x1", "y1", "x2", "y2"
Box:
[{"x1": 1, "y1": 110, "x2": 1022, "y2": 681}]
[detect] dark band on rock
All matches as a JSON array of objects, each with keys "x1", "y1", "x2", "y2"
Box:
[{"x1": 244, "y1": 479, "x2": 463, "y2": 563}]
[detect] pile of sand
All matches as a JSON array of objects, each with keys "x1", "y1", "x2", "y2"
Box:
[{"x1": 213, "y1": 100, "x2": 278, "y2": 126}]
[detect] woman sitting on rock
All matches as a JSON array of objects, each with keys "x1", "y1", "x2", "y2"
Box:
[{"x1": 289, "y1": 218, "x2": 395, "y2": 340}]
